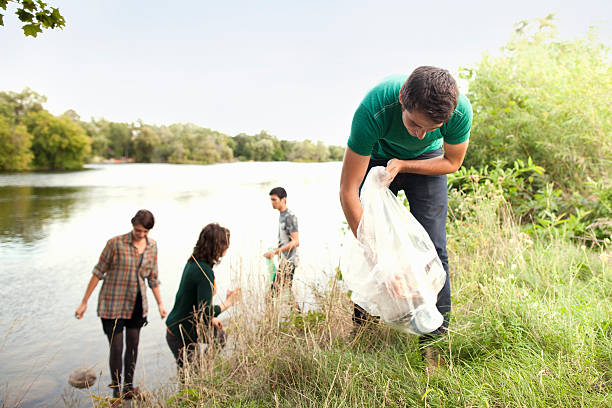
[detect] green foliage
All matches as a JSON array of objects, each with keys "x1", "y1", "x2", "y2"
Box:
[
  {"x1": 234, "y1": 130, "x2": 281, "y2": 162},
  {"x1": 132, "y1": 125, "x2": 159, "y2": 163},
  {"x1": 107, "y1": 121, "x2": 132, "y2": 159},
  {"x1": 0, "y1": 116, "x2": 32, "y2": 170},
  {"x1": 153, "y1": 123, "x2": 233, "y2": 164},
  {"x1": 287, "y1": 140, "x2": 329, "y2": 162},
  {"x1": 0, "y1": 88, "x2": 94, "y2": 170},
  {"x1": 166, "y1": 388, "x2": 200, "y2": 406},
  {"x1": 328, "y1": 145, "x2": 345, "y2": 161},
  {"x1": 455, "y1": 17, "x2": 612, "y2": 247},
  {"x1": 0, "y1": 0, "x2": 65, "y2": 37},
  {"x1": 280, "y1": 310, "x2": 327, "y2": 332},
  {"x1": 461, "y1": 15, "x2": 612, "y2": 189},
  {"x1": 229, "y1": 132, "x2": 343, "y2": 163},
  {"x1": 80, "y1": 119, "x2": 109, "y2": 158},
  {"x1": 448, "y1": 159, "x2": 611, "y2": 247},
  {"x1": 534, "y1": 180, "x2": 612, "y2": 246},
  {"x1": 0, "y1": 88, "x2": 46, "y2": 123},
  {"x1": 26, "y1": 111, "x2": 90, "y2": 170},
  {"x1": 232, "y1": 133, "x2": 256, "y2": 160}
]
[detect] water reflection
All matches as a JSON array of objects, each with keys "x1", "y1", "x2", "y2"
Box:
[{"x1": 0, "y1": 186, "x2": 85, "y2": 244}]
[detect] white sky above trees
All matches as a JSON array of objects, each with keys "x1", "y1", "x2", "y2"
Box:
[{"x1": 1, "y1": 0, "x2": 610, "y2": 145}]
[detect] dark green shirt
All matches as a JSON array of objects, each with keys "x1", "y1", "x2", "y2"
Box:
[
  {"x1": 348, "y1": 75, "x2": 473, "y2": 160},
  {"x1": 166, "y1": 259, "x2": 221, "y2": 342}
]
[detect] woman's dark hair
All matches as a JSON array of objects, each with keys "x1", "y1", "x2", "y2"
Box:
[
  {"x1": 399, "y1": 66, "x2": 459, "y2": 123},
  {"x1": 131, "y1": 209, "x2": 155, "y2": 229},
  {"x1": 191, "y1": 223, "x2": 230, "y2": 266}
]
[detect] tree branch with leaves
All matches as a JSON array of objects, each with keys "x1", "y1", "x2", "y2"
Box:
[{"x1": 0, "y1": 0, "x2": 65, "y2": 37}]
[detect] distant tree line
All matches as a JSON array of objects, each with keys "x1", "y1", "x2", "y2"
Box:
[{"x1": 0, "y1": 88, "x2": 345, "y2": 171}]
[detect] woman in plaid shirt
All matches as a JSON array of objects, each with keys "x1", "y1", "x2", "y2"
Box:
[{"x1": 75, "y1": 209, "x2": 167, "y2": 401}]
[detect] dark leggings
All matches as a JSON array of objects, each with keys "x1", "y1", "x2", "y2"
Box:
[
  {"x1": 101, "y1": 292, "x2": 146, "y2": 395},
  {"x1": 106, "y1": 327, "x2": 141, "y2": 395},
  {"x1": 352, "y1": 149, "x2": 451, "y2": 339}
]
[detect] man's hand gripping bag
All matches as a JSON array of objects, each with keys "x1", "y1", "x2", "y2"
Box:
[{"x1": 341, "y1": 167, "x2": 446, "y2": 335}]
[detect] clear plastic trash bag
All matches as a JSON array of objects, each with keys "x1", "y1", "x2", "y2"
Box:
[{"x1": 340, "y1": 166, "x2": 446, "y2": 335}]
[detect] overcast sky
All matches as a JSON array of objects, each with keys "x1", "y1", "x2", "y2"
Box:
[{"x1": 1, "y1": 0, "x2": 610, "y2": 145}]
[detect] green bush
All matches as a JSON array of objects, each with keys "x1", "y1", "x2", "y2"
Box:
[
  {"x1": 448, "y1": 159, "x2": 611, "y2": 247},
  {"x1": 461, "y1": 15, "x2": 612, "y2": 190}
]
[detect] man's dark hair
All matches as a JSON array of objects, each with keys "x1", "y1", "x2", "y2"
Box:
[
  {"x1": 399, "y1": 66, "x2": 459, "y2": 123},
  {"x1": 269, "y1": 187, "x2": 287, "y2": 199},
  {"x1": 131, "y1": 209, "x2": 155, "y2": 230},
  {"x1": 191, "y1": 223, "x2": 230, "y2": 266}
]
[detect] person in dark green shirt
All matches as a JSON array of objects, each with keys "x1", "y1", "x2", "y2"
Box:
[
  {"x1": 165, "y1": 223, "x2": 241, "y2": 368},
  {"x1": 340, "y1": 66, "x2": 473, "y2": 370}
]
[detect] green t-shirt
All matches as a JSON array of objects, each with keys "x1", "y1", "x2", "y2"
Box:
[
  {"x1": 166, "y1": 259, "x2": 221, "y2": 341},
  {"x1": 348, "y1": 75, "x2": 473, "y2": 160}
]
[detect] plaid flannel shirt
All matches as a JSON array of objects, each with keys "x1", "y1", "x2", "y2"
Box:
[{"x1": 93, "y1": 232, "x2": 160, "y2": 319}]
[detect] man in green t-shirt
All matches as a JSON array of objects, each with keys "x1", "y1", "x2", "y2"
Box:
[{"x1": 340, "y1": 66, "x2": 472, "y2": 368}]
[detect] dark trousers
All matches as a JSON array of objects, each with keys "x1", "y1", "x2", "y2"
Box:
[
  {"x1": 270, "y1": 258, "x2": 296, "y2": 296},
  {"x1": 352, "y1": 148, "x2": 451, "y2": 339},
  {"x1": 166, "y1": 326, "x2": 227, "y2": 369}
]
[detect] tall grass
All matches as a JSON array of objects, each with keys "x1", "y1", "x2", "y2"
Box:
[{"x1": 138, "y1": 186, "x2": 611, "y2": 407}]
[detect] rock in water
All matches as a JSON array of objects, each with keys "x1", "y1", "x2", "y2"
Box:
[{"x1": 68, "y1": 368, "x2": 97, "y2": 389}]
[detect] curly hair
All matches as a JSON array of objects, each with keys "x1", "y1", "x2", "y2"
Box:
[
  {"x1": 191, "y1": 223, "x2": 230, "y2": 266},
  {"x1": 399, "y1": 66, "x2": 459, "y2": 123}
]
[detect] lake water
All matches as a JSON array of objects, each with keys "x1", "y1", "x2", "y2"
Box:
[{"x1": 0, "y1": 162, "x2": 346, "y2": 407}]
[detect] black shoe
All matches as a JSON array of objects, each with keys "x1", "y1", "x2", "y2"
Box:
[{"x1": 122, "y1": 386, "x2": 145, "y2": 400}]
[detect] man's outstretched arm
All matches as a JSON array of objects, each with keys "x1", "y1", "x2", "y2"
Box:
[{"x1": 339, "y1": 147, "x2": 370, "y2": 237}]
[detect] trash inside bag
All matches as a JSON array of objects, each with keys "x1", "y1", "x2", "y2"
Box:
[{"x1": 340, "y1": 167, "x2": 446, "y2": 335}]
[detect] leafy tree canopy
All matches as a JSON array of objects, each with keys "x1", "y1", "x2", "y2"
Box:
[
  {"x1": 0, "y1": 0, "x2": 65, "y2": 37},
  {"x1": 26, "y1": 110, "x2": 90, "y2": 170},
  {"x1": 0, "y1": 88, "x2": 46, "y2": 123},
  {"x1": 0, "y1": 116, "x2": 32, "y2": 170}
]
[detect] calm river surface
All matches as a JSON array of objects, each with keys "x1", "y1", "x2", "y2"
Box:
[{"x1": 0, "y1": 162, "x2": 345, "y2": 407}]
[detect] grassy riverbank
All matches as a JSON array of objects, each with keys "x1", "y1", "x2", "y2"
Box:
[{"x1": 144, "y1": 192, "x2": 611, "y2": 408}]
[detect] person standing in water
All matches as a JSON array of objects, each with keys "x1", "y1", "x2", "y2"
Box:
[
  {"x1": 75, "y1": 209, "x2": 167, "y2": 400},
  {"x1": 264, "y1": 187, "x2": 300, "y2": 297}
]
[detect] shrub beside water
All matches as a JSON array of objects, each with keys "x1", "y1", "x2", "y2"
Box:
[
  {"x1": 448, "y1": 158, "x2": 611, "y2": 248},
  {"x1": 460, "y1": 15, "x2": 612, "y2": 189}
]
